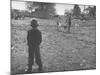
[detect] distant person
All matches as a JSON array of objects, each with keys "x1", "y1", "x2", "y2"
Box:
[
  {"x1": 27, "y1": 19, "x2": 43, "y2": 73},
  {"x1": 56, "y1": 16, "x2": 61, "y2": 31},
  {"x1": 67, "y1": 13, "x2": 72, "y2": 33}
]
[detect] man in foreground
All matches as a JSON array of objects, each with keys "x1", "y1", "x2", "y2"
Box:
[{"x1": 27, "y1": 19, "x2": 43, "y2": 73}]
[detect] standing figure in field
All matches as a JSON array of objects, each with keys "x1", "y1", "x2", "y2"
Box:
[
  {"x1": 67, "y1": 13, "x2": 72, "y2": 33},
  {"x1": 54, "y1": 15, "x2": 61, "y2": 31},
  {"x1": 57, "y1": 20, "x2": 62, "y2": 31},
  {"x1": 27, "y1": 19, "x2": 43, "y2": 72},
  {"x1": 57, "y1": 19, "x2": 60, "y2": 31},
  {"x1": 57, "y1": 16, "x2": 62, "y2": 32}
]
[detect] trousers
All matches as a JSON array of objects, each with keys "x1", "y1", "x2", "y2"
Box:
[{"x1": 28, "y1": 45, "x2": 42, "y2": 69}]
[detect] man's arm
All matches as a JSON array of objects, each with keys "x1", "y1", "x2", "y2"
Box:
[{"x1": 39, "y1": 32, "x2": 42, "y2": 44}]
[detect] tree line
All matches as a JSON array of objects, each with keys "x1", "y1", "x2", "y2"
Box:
[{"x1": 11, "y1": 2, "x2": 96, "y2": 20}]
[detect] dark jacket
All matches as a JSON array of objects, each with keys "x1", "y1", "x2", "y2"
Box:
[{"x1": 27, "y1": 28, "x2": 42, "y2": 47}]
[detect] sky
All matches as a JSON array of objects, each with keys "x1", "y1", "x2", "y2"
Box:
[{"x1": 11, "y1": 1, "x2": 89, "y2": 15}]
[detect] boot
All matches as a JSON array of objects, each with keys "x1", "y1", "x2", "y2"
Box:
[
  {"x1": 37, "y1": 65, "x2": 43, "y2": 72},
  {"x1": 26, "y1": 65, "x2": 32, "y2": 73}
]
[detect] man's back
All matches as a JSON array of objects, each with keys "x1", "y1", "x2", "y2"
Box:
[{"x1": 27, "y1": 29, "x2": 42, "y2": 47}]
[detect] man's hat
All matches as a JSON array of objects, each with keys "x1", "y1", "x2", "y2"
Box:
[{"x1": 31, "y1": 19, "x2": 38, "y2": 27}]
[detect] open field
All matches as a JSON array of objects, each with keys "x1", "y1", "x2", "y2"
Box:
[{"x1": 11, "y1": 18, "x2": 96, "y2": 74}]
